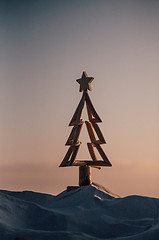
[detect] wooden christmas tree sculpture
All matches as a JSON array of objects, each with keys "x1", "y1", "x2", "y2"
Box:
[{"x1": 59, "y1": 71, "x2": 112, "y2": 187}]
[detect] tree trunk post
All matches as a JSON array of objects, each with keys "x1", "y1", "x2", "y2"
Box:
[{"x1": 79, "y1": 166, "x2": 91, "y2": 186}]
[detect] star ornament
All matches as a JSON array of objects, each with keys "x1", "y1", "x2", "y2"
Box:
[{"x1": 76, "y1": 71, "x2": 94, "y2": 92}]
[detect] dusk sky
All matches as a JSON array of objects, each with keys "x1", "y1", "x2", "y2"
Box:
[{"x1": 0, "y1": 0, "x2": 159, "y2": 197}]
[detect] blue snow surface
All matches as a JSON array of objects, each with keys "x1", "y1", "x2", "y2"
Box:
[{"x1": 0, "y1": 183, "x2": 159, "y2": 240}]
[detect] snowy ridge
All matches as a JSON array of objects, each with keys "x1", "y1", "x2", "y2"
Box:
[{"x1": 0, "y1": 183, "x2": 159, "y2": 240}]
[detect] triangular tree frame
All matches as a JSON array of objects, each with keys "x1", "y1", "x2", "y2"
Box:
[{"x1": 59, "y1": 89, "x2": 112, "y2": 168}]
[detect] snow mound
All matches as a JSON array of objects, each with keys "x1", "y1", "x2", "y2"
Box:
[{"x1": 0, "y1": 183, "x2": 159, "y2": 240}]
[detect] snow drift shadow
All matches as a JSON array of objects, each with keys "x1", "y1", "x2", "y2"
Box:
[{"x1": 0, "y1": 183, "x2": 159, "y2": 240}]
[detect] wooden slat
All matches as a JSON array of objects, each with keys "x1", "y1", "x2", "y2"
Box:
[
  {"x1": 74, "y1": 91, "x2": 86, "y2": 126},
  {"x1": 93, "y1": 140, "x2": 105, "y2": 144},
  {"x1": 85, "y1": 92, "x2": 102, "y2": 123},
  {"x1": 84, "y1": 161, "x2": 112, "y2": 166},
  {"x1": 91, "y1": 122, "x2": 106, "y2": 144},
  {"x1": 65, "y1": 125, "x2": 76, "y2": 145},
  {"x1": 86, "y1": 103, "x2": 93, "y2": 122},
  {"x1": 94, "y1": 143, "x2": 112, "y2": 166},
  {"x1": 73, "y1": 161, "x2": 86, "y2": 166},
  {"x1": 74, "y1": 160, "x2": 112, "y2": 167},
  {"x1": 72, "y1": 122, "x2": 83, "y2": 145},
  {"x1": 91, "y1": 165, "x2": 101, "y2": 169},
  {"x1": 87, "y1": 143, "x2": 97, "y2": 161},
  {"x1": 59, "y1": 146, "x2": 74, "y2": 167},
  {"x1": 85, "y1": 121, "x2": 106, "y2": 145},
  {"x1": 86, "y1": 103, "x2": 102, "y2": 124},
  {"x1": 69, "y1": 145, "x2": 80, "y2": 166},
  {"x1": 60, "y1": 160, "x2": 111, "y2": 167},
  {"x1": 69, "y1": 91, "x2": 86, "y2": 126},
  {"x1": 85, "y1": 121, "x2": 96, "y2": 143}
]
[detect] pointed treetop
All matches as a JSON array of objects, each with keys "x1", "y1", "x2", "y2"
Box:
[{"x1": 76, "y1": 71, "x2": 94, "y2": 92}]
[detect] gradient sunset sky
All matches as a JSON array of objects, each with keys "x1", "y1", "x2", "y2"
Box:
[{"x1": 0, "y1": 0, "x2": 159, "y2": 197}]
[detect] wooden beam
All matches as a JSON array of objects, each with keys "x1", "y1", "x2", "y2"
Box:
[
  {"x1": 85, "y1": 121, "x2": 96, "y2": 143},
  {"x1": 84, "y1": 161, "x2": 111, "y2": 166},
  {"x1": 73, "y1": 161, "x2": 86, "y2": 166},
  {"x1": 85, "y1": 121, "x2": 106, "y2": 145},
  {"x1": 69, "y1": 91, "x2": 86, "y2": 126},
  {"x1": 72, "y1": 122, "x2": 84, "y2": 145},
  {"x1": 85, "y1": 92, "x2": 102, "y2": 123},
  {"x1": 75, "y1": 160, "x2": 112, "y2": 167},
  {"x1": 91, "y1": 122, "x2": 106, "y2": 144},
  {"x1": 65, "y1": 125, "x2": 76, "y2": 145},
  {"x1": 59, "y1": 145, "x2": 74, "y2": 167},
  {"x1": 94, "y1": 143, "x2": 112, "y2": 166},
  {"x1": 69, "y1": 144, "x2": 80, "y2": 166},
  {"x1": 87, "y1": 143, "x2": 97, "y2": 161},
  {"x1": 86, "y1": 103, "x2": 93, "y2": 122},
  {"x1": 60, "y1": 160, "x2": 112, "y2": 167}
]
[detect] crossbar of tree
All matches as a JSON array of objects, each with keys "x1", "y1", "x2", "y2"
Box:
[{"x1": 59, "y1": 71, "x2": 112, "y2": 187}]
